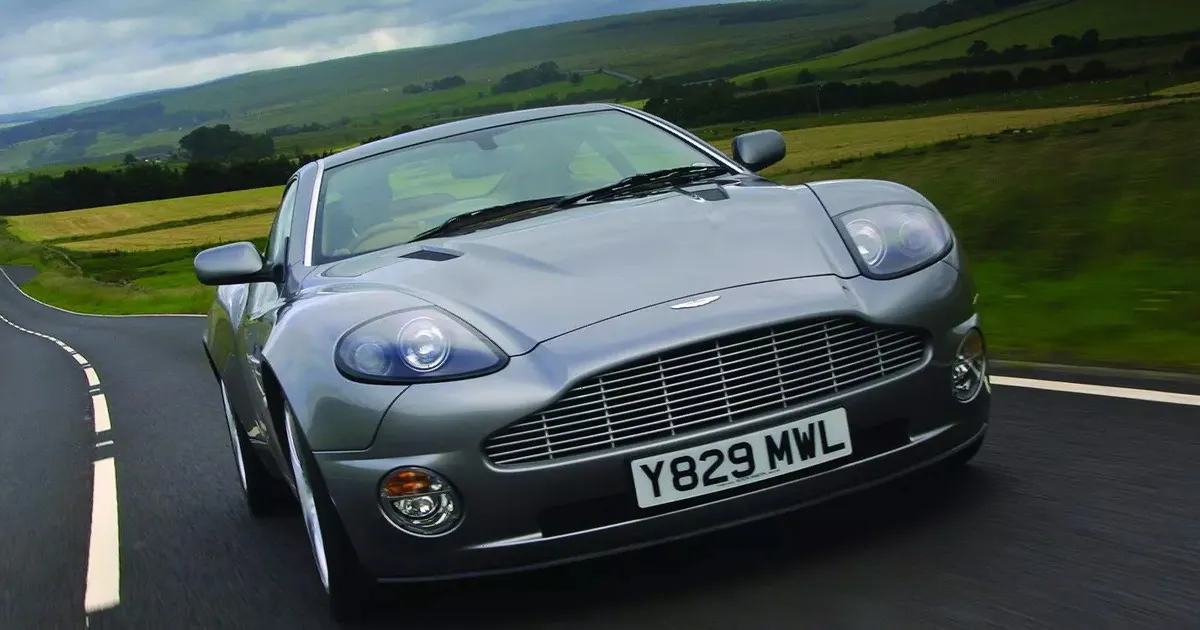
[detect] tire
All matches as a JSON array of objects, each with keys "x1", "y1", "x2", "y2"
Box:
[
  {"x1": 281, "y1": 403, "x2": 375, "y2": 622},
  {"x1": 219, "y1": 380, "x2": 289, "y2": 517}
]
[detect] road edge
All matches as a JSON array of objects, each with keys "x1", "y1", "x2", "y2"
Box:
[
  {"x1": 990, "y1": 359, "x2": 1200, "y2": 385},
  {"x1": 0, "y1": 265, "x2": 205, "y2": 319}
]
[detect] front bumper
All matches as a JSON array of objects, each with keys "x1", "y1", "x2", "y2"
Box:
[{"x1": 314, "y1": 263, "x2": 991, "y2": 580}]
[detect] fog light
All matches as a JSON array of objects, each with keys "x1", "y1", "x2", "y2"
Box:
[
  {"x1": 379, "y1": 467, "x2": 462, "y2": 536},
  {"x1": 952, "y1": 328, "x2": 987, "y2": 402}
]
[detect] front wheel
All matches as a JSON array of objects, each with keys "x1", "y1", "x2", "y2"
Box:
[
  {"x1": 282, "y1": 404, "x2": 375, "y2": 622},
  {"x1": 219, "y1": 380, "x2": 288, "y2": 517}
]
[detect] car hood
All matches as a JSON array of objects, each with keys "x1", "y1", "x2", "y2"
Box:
[{"x1": 306, "y1": 182, "x2": 860, "y2": 355}]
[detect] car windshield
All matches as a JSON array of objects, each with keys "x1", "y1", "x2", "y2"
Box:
[{"x1": 312, "y1": 109, "x2": 724, "y2": 263}]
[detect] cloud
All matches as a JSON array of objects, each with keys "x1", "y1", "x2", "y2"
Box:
[{"x1": 0, "y1": 0, "x2": 730, "y2": 115}]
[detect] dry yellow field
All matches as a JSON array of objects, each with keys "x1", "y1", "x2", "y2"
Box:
[
  {"x1": 7, "y1": 186, "x2": 285, "y2": 242},
  {"x1": 61, "y1": 213, "x2": 277, "y2": 252},
  {"x1": 712, "y1": 101, "x2": 1179, "y2": 174},
  {"x1": 1154, "y1": 81, "x2": 1200, "y2": 97}
]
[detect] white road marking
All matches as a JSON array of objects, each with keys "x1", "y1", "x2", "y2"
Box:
[
  {"x1": 0, "y1": 312, "x2": 122, "y2": 614},
  {"x1": 85, "y1": 457, "x2": 121, "y2": 613},
  {"x1": 990, "y1": 376, "x2": 1200, "y2": 407},
  {"x1": 92, "y1": 394, "x2": 112, "y2": 433}
]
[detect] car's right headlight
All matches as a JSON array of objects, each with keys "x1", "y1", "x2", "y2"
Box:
[
  {"x1": 334, "y1": 307, "x2": 508, "y2": 384},
  {"x1": 834, "y1": 203, "x2": 954, "y2": 279}
]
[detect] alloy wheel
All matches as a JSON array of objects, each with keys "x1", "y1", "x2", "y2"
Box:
[
  {"x1": 218, "y1": 382, "x2": 248, "y2": 491},
  {"x1": 284, "y1": 408, "x2": 331, "y2": 592}
]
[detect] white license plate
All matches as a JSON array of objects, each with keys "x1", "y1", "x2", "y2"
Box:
[{"x1": 630, "y1": 408, "x2": 853, "y2": 508}]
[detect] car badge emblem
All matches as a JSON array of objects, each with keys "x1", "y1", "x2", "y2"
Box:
[{"x1": 670, "y1": 295, "x2": 721, "y2": 309}]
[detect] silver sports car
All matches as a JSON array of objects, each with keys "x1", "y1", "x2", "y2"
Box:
[{"x1": 195, "y1": 103, "x2": 990, "y2": 620}]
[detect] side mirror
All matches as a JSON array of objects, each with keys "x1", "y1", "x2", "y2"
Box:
[
  {"x1": 731, "y1": 129, "x2": 786, "y2": 173},
  {"x1": 194, "y1": 241, "x2": 273, "y2": 286}
]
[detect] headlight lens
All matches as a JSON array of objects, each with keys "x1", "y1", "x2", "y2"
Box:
[
  {"x1": 398, "y1": 316, "x2": 450, "y2": 372},
  {"x1": 836, "y1": 204, "x2": 952, "y2": 278},
  {"x1": 335, "y1": 307, "x2": 507, "y2": 383}
]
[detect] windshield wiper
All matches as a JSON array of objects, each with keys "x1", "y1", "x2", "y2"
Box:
[
  {"x1": 553, "y1": 164, "x2": 731, "y2": 208},
  {"x1": 405, "y1": 165, "x2": 730, "y2": 243},
  {"x1": 407, "y1": 196, "x2": 563, "y2": 243}
]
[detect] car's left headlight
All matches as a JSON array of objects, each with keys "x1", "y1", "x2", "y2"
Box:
[
  {"x1": 834, "y1": 204, "x2": 953, "y2": 279},
  {"x1": 335, "y1": 307, "x2": 508, "y2": 384}
]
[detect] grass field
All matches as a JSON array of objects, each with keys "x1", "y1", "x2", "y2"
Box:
[
  {"x1": 868, "y1": 0, "x2": 1200, "y2": 69},
  {"x1": 779, "y1": 100, "x2": 1200, "y2": 370},
  {"x1": 735, "y1": 0, "x2": 1068, "y2": 84},
  {"x1": 0, "y1": 225, "x2": 226, "y2": 315},
  {"x1": 734, "y1": 0, "x2": 1200, "y2": 85},
  {"x1": 1156, "y1": 81, "x2": 1200, "y2": 97},
  {"x1": 6, "y1": 187, "x2": 285, "y2": 242},
  {"x1": 62, "y1": 213, "x2": 278, "y2": 252},
  {"x1": 716, "y1": 99, "x2": 1178, "y2": 174}
]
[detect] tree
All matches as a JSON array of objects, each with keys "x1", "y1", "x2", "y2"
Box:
[
  {"x1": 1080, "y1": 29, "x2": 1100, "y2": 53},
  {"x1": 796, "y1": 69, "x2": 816, "y2": 85},
  {"x1": 967, "y1": 40, "x2": 990, "y2": 58},
  {"x1": 1181, "y1": 45, "x2": 1200, "y2": 68},
  {"x1": 178, "y1": 124, "x2": 274, "y2": 164},
  {"x1": 1050, "y1": 34, "x2": 1079, "y2": 57}
]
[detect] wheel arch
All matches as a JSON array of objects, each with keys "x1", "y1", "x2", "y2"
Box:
[{"x1": 258, "y1": 358, "x2": 296, "y2": 486}]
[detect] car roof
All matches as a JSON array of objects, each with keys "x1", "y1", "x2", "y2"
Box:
[{"x1": 323, "y1": 102, "x2": 625, "y2": 169}]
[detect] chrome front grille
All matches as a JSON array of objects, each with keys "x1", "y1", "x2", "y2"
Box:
[{"x1": 483, "y1": 317, "x2": 927, "y2": 467}]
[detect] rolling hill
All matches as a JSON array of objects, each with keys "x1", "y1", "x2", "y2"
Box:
[
  {"x1": 0, "y1": 0, "x2": 933, "y2": 174},
  {"x1": 735, "y1": 0, "x2": 1200, "y2": 84}
]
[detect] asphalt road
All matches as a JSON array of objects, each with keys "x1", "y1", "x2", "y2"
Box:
[{"x1": 1, "y1": 265, "x2": 1198, "y2": 630}]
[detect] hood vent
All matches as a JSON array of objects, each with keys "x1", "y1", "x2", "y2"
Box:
[
  {"x1": 400, "y1": 247, "x2": 461, "y2": 262},
  {"x1": 691, "y1": 186, "x2": 730, "y2": 202}
]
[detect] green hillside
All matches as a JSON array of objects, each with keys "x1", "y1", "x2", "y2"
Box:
[
  {"x1": 0, "y1": 0, "x2": 932, "y2": 174},
  {"x1": 868, "y1": 0, "x2": 1200, "y2": 68},
  {"x1": 148, "y1": 0, "x2": 927, "y2": 118},
  {"x1": 736, "y1": 0, "x2": 1200, "y2": 84},
  {"x1": 737, "y1": 0, "x2": 1064, "y2": 82}
]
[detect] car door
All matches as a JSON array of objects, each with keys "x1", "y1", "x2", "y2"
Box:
[{"x1": 234, "y1": 179, "x2": 300, "y2": 462}]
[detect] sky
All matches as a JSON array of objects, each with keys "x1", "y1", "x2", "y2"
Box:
[{"x1": 0, "y1": 0, "x2": 739, "y2": 116}]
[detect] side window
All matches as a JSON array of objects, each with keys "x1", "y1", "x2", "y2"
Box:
[{"x1": 265, "y1": 182, "x2": 299, "y2": 264}]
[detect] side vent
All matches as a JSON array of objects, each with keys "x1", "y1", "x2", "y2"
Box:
[{"x1": 400, "y1": 248, "x2": 460, "y2": 262}]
